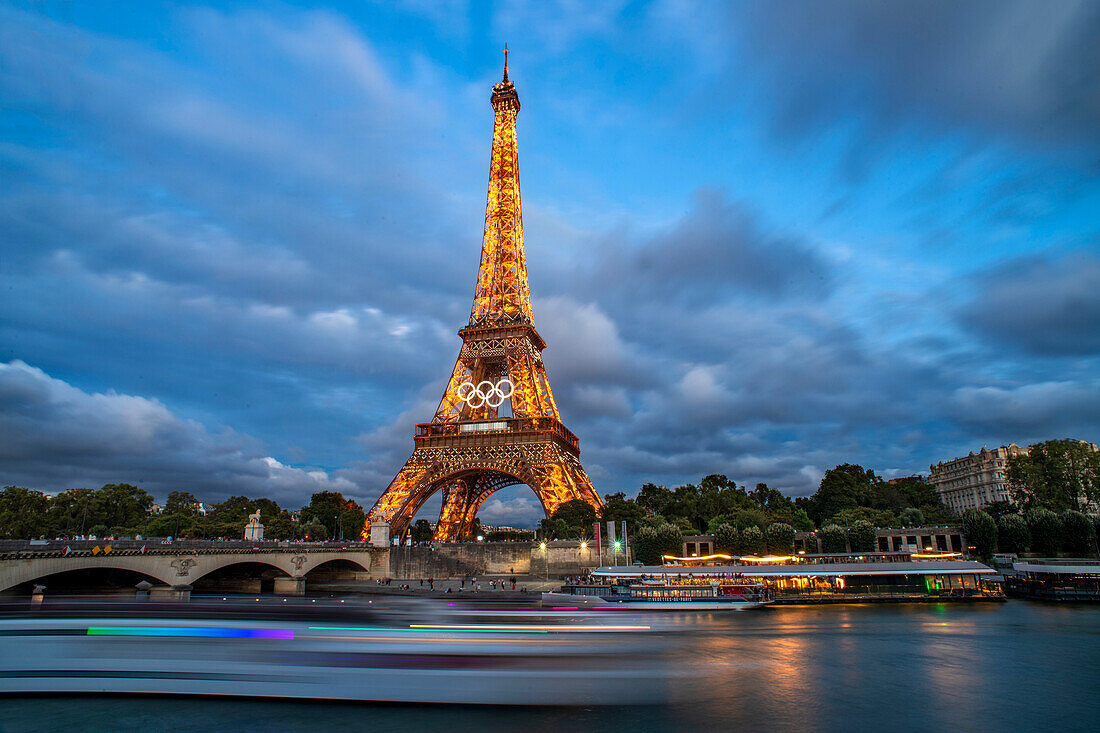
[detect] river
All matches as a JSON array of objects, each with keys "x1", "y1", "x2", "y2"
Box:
[{"x1": 1, "y1": 601, "x2": 1097, "y2": 732}]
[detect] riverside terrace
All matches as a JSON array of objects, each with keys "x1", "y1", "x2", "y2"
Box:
[{"x1": 589, "y1": 559, "x2": 1003, "y2": 604}]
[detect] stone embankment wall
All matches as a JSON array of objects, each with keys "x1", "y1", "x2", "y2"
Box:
[{"x1": 386, "y1": 541, "x2": 608, "y2": 579}]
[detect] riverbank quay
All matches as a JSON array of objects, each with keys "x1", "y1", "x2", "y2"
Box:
[
  {"x1": 307, "y1": 576, "x2": 561, "y2": 600},
  {"x1": 589, "y1": 560, "x2": 1003, "y2": 604}
]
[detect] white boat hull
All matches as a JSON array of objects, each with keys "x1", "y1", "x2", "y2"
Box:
[{"x1": 542, "y1": 592, "x2": 769, "y2": 610}]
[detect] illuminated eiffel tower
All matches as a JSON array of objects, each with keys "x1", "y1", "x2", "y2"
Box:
[{"x1": 365, "y1": 51, "x2": 601, "y2": 542}]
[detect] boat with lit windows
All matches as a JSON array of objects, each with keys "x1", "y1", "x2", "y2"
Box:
[{"x1": 543, "y1": 580, "x2": 772, "y2": 610}]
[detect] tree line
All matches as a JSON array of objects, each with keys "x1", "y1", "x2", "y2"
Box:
[{"x1": 0, "y1": 484, "x2": 368, "y2": 542}]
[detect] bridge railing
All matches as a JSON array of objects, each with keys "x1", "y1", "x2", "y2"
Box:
[{"x1": 0, "y1": 538, "x2": 378, "y2": 560}]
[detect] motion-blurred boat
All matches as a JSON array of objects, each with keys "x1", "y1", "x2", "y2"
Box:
[
  {"x1": 543, "y1": 580, "x2": 773, "y2": 610},
  {"x1": 0, "y1": 597, "x2": 684, "y2": 705}
]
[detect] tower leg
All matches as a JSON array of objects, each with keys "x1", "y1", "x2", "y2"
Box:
[{"x1": 435, "y1": 479, "x2": 475, "y2": 541}]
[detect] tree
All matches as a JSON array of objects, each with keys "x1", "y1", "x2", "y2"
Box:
[
  {"x1": 95, "y1": 483, "x2": 153, "y2": 530},
  {"x1": 828, "y1": 506, "x2": 897, "y2": 529},
  {"x1": 549, "y1": 499, "x2": 598, "y2": 538},
  {"x1": 0, "y1": 486, "x2": 50, "y2": 539},
  {"x1": 848, "y1": 520, "x2": 877, "y2": 552},
  {"x1": 632, "y1": 523, "x2": 682, "y2": 565},
  {"x1": 996, "y1": 514, "x2": 1030, "y2": 554},
  {"x1": 1026, "y1": 508, "x2": 1063, "y2": 556},
  {"x1": 729, "y1": 508, "x2": 769, "y2": 531},
  {"x1": 46, "y1": 488, "x2": 96, "y2": 536},
  {"x1": 963, "y1": 510, "x2": 997, "y2": 561},
  {"x1": 411, "y1": 519, "x2": 434, "y2": 543},
  {"x1": 263, "y1": 511, "x2": 299, "y2": 540},
  {"x1": 1007, "y1": 439, "x2": 1100, "y2": 513},
  {"x1": 1061, "y1": 511, "x2": 1097, "y2": 556},
  {"x1": 808, "y1": 464, "x2": 882, "y2": 525},
  {"x1": 600, "y1": 492, "x2": 646, "y2": 526},
  {"x1": 636, "y1": 483, "x2": 674, "y2": 517},
  {"x1": 898, "y1": 507, "x2": 924, "y2": 527},
  {"x1": 820, "y1": 525, "x2": 847, "y2": 553},
  {"x1": 713, "y1": 524, "x2": 739, "y2": 555},
  {"x1": 144, "y1": 513, "x2": 197, "y2": 539},
  {"x1": 741, "y1": 526, "x2": 765, "y2": 555},
  {"x1": 164, "y1": 491, "x2": 200, "y2": 517},
  {"x1": 302, "y1": 522, "x2": 327, "y2": 541},
  {"x1": 765, "y1": 522, "x2": 795, "y2": 554},
  {"x1": 300, "y1": 491, "x2": 350, "y2": 540},
  {"x1": 338, "y1": 500, "x2": 367, "y2": 541}
]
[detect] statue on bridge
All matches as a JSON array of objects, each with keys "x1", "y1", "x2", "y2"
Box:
[{"x1": 244, "y1": 510, "x2": 264, "y2": 541}]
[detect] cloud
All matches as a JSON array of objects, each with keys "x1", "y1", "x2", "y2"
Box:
[
  {"x1": 595, "y1": 189, "x2": 832, "y2": 306},
  {"x1": 728, "y1": 1, "x2": 1100, "y2": 155},
  {"x1": 0, "y1": 361, "x2": 358, "y2": 506},
  {"x1": 959, "y1": 250, "x2": 1100, "y2": 356},
  {"x1": 951, "y1": 380, "x2": 1100, "y2": 436}
]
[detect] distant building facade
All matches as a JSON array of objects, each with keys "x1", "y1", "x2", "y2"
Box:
[{"x1": 929, "y1": 444, "x2": 1029, "y2": 515}]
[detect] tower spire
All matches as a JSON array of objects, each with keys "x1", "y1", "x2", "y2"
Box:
[
  {"x1": 472, "y1": 51, "x2": 528, "y2": 326},
  {"x1": 503, "y1": 45, "x2": 509, "y2": 82}
]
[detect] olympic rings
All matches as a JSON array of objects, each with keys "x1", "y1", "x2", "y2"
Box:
[{"x1": 458, "y1": 378, "x2": 514, "y2": 408}]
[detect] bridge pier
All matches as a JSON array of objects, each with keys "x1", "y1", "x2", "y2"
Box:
[
  {"x1": 149, "y1": 585, "x2": 191, "y2": 602},
  {"x1": 274, "y1": 576, "x2": 306, "y2": 596}
]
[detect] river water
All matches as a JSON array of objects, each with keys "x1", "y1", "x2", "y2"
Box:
[{"x1": 1, "y1": 601, "x2": 1097, "y2": 732}]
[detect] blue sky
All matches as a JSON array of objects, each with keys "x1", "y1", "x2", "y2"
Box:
[{"x1": 2, "y1": 1, "x2": 1098, "y2": 527}]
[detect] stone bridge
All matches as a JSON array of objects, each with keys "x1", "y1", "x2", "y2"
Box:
[{"x1": 0, "y1": 540, "x2": 389, "y2": 596}]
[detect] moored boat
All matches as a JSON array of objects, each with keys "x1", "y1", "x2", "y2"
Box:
[{"x1": 544, "y1": 580, "x2": 772, "y2": 610}]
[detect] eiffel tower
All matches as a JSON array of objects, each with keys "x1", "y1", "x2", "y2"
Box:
[{"x1": 365, "y1": 52, "x2": 601, "y2": 542}]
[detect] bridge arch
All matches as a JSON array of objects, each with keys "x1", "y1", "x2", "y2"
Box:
[{"x1": 0, "y1": 556, "x2": 176, "y2": 593}]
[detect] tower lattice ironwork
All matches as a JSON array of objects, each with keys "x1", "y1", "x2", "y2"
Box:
[{"x1": 365, "y1": 53, "x2": 601, "y2": 542}]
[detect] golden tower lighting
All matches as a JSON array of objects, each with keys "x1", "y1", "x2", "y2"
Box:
[{"x1": 365, "y1": 52, "x2": 601, "y2": 541}]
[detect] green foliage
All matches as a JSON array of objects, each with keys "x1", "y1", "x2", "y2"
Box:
[
  {"x1": 808, "y1": 464, "x2": 882, "y2": 525},
  {"x1": 96, "y1": 484, "x2": 154, "y2": 530},
  {"x1": 805, "y1": 467, "x2": 953, "y2": 527},
  {"x1": 632, "y1": 523, "x2": 683, "y2": 565},
  {"x1": 636, "y1": 483, "x2": 674, "y2": 517},
  {"x1": 764, "y1": 522, "x2": 795, "y2": 553},
  {"x1": 1061, "y1": 511, "x2": 1097, "y2": 556},
  {"x1": 164, "y1": 491, "x2": 200, "y2": 517},
  {"x1": 729, "y1": 508, "x2": 769, "y2": 530},
  {"x1": 963, "y1": 510, "x2": 997, "y2": 561},
  {"x1": 1007, "y1": 439, "x2": 1100, "y2": 513},
  {"x1": 302, "y1": 522, "x2": 327, "y2": 540},
  {"x1": 898, "y1": 507, "x2": 925, "y2": 527},
  {"x1": 788, "y1": 507, "x2": 816, "y2": 532},
  {"x1": 801, "y1": 531, "x2": 819, "y2": 554},
  {"x1": 828, "y1": 506, "x2": 898, "y2": 529},
  {"x1": 300, "y1": 491, "x2": 348, "y2": 540},
  {"x1": 1026, "y1": 508, "x2": 1063, "y2": 556},
  {"x1": 550, "y1": 499, "x2": 598, "y2": 537},
  {"x1": 0, "y1": 486, "x2": 51, "y2": 539},
  {"x1": 144, "y1": 513, "x2": 198, "y2": 539},
  {"x1": 741, "y1": 526, "x2": 765, "y2": 555},
  {"x1": 713, "y1": 524, "x2": 739, "y2": 555},
  {"x1": 411, "y1": 519, "x2": 434, "y2": 543},
  {"x1": 338, "y1": 501, "x2": 366, "y2": 541},
  {"x1": 820, "y1": 524, "x2": 847, "y2": 553},
  {"x1": 996, "y1": 514, "x2": 1030, "y2": 554},
  {"x1": 848, "y1": 520, "x2": 877, "y2": 552},
  {"x1": 600, "y1": 492, "x2": 646, "y2": 526}
]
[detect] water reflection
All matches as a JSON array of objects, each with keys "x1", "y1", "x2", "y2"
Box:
[{"x1": 0, "y1": 599, "x2": 1097, "y2": 732}]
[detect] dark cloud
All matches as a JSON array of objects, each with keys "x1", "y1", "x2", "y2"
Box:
[
  {"x1": 595, "y1": 189, "x2": 832, "y2": 306},
  {"x1": 733, "y1": 1, "x2": 1100, "y2": 156},
  {"x1": 0, "y1": 361, "x2": 361, "y2": 505},
  {"x1": 960, "y1": 250, "x2": 1100, "y2": 356}
]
